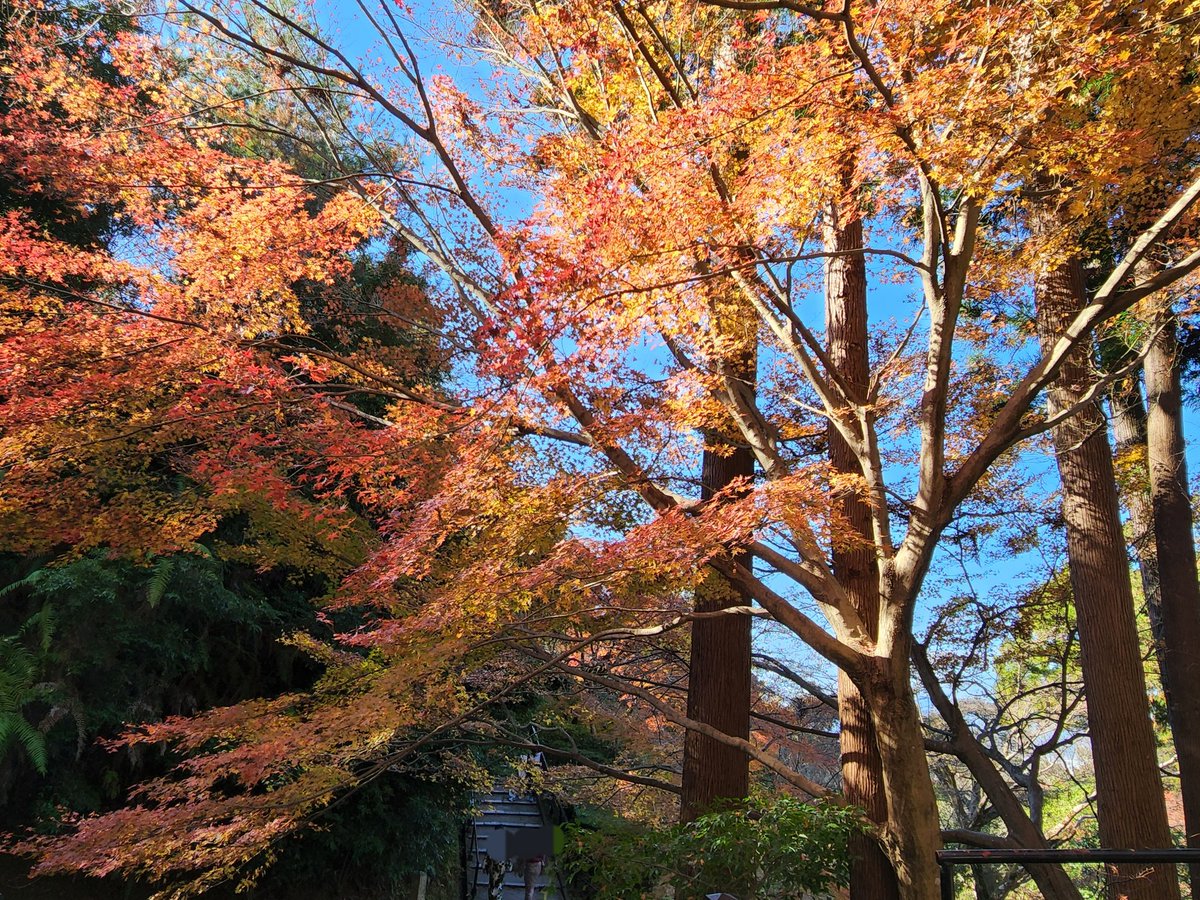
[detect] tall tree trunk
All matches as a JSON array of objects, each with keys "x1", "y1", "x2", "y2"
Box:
[
  {"x1": 1107, "y1": 366, "x2": 1190, "y2": 878},
  {"x1": 1145, "y1": 309, "x2": 1200, "y2": 876},
  {"x1": 864, "y1": 651, "x2": 945, "y2": 900},
  {"x1": 1107, "y1": 370, "x2": 1167, "y2": 674},
  {"x1": 824, "y1": 196, "x2": 901, "y2": 899},
  {"x1": 1032, "y1": 218, "x2": 1179, "y2": 898},
  {"x1": 680, "y1": 310, "x2": 754, "y2": 823}
]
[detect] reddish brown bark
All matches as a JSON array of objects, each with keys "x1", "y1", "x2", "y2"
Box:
[
  {"x1": 1145, "y1": 311, "x2": 1200, "y2": 874},
  {"x1": 824, "y1": 198, "x2": 901, "y2": 899},
  {"x1": 680, "y1": 441, "x2": 754, "y2": 822},
  {"x1": 1033, "y1": 232, "x2": 1179, "y2": 899},
  {"x1": 680, "y1": 291, "x2": 756, "y2": 823},
  {"x1": 1107, "y1": 372, "x2": 1165, "y2": 661}
]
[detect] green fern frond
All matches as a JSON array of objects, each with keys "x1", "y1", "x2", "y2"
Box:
[
  {"x1": 0, "y1": 713, "x2": 48, "y2": 775},
  {"x1": 0, "y1": 568, "x2": 46, "y2": 600},
  {"x1": 0, "y1": 635, "x2": 49, "y2": 775},
  {"x1": 146, "y1": 558, "x2": 176, "y2": 609},
  {"x1": 0, "y1": 637, "x2": 37, "y2": 702},
  {"x1": 19, "y1": 602, "x2": 56, "y2": 654}
]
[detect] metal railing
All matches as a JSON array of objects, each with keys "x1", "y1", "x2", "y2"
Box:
[{"x1": 936, "y1": 848, "x2": 1200, "y2": 899}]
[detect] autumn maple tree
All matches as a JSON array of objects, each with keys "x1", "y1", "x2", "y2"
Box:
[
  {"x1": 0, "y1": 6, "x2": 469, "y2": 891},
  {"x1": 451, "y1": 2, "x2": 1199, "y2": 896}
]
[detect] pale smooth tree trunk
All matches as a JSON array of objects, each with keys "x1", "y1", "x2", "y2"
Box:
[
  {"x1": 824, "y1": 195, "x2": 901, "y2": 900},
  {"x1": 1033, "y1": 224, "x2": 1179, "y2": 899},
  {"x1": 1145, "y1": 309, "x2": 1200, "y2": 874},
  {"x1": 863, "y1": 651, "x2": 946, "y2": 900}
]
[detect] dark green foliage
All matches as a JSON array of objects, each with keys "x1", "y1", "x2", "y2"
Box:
[
  {"x1": 558, "y1": 795, "x2": 864, "y2": 900},
  {"x1": 0, "y1": 552, "x2": 478, "y2": 897},
  {"x1": 0, "y1": 628, "x2": 51, "y2": 775},
  {"x1": 0, "y1": 547, "x2": 481, "y2": 898},
  {"x1": 0, "y1": 551, "x2": 322, "y2": 820},
  {"x1": 259, "y1": 774, "x2": 471, "y2": 898}
]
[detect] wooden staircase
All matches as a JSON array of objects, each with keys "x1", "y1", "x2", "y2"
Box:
[{"x1": 465, "y1": 787, "x2": 560, "y2": 899}]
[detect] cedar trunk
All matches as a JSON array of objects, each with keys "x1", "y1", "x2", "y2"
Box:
[
  {"x1": 1034, "y1": 241, "x2": 1179, "y2": 899},
  {"x1": 680, "y1": 288, "x2": 757, "y2": 823},
  {"x1": 1107, "y1": 374, "x2": 1166, "y2": 667},
  {"x1": 825, "y1": 201, "x2": 900, "y2": 899},
  {"x1": 680, "y1": 264, "x2": 760, "y2": 822},
  {"x1": 680, "y1": 442, "x2": 754, "y2": 822},
  {"x1": 1145, "y1": 311, "x2": 1200, "y2": 869}
]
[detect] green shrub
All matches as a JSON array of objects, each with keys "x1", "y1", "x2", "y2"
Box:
[{"x1": 558, "y1": 794, "x2": 865, "y2": 900}]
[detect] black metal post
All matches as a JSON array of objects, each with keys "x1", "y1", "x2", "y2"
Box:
[{"x1": 939, "y1": 860, "x2": 955, "y2": 900}]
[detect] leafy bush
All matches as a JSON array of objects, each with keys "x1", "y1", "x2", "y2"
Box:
[
  {"x1": 258, "y1": 773, "x2": 472, "y2": 897},
  {"x1": 558, "y1": 794, "x2": 865, "y2": 900}
]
